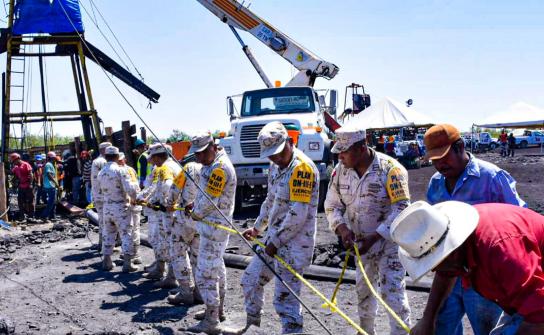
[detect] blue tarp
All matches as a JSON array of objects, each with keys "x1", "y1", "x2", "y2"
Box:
[{"x1": 13, "y1": 0, "x2": 84, "y2": 35}]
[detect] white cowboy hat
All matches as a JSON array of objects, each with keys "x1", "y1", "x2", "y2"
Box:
[{"x1": 390, "y1": 200, "x2": 479, "y2": 282}]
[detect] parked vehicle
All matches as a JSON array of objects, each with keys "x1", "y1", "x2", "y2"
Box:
[
  {"x1": 464, "y1": 132, "x2": 494, "y2": 152},
  {"x1": 514, "y1": 129, "x2": 544, "y2": 148}
]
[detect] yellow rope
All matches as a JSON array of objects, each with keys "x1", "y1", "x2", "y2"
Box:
[
  {"x1": 354, "y1": 246, "x2": 411, "y2": 333},
  {"x1": 198, "y1": 218, "x2": 368, "y2": 335},
  {"x1": 321, "y1": 249, "x2": 350, "y2": 313}
]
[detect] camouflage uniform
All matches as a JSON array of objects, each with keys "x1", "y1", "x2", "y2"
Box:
[
  {"x1": 138, "y1": 166, "x2": 162, "y2": 253},
  {"x1": 155, "y1": 158, "x2": 182, "y2": 263},
  {"x1": 325, "y1": 149, "x2": 411, "y2": 335},
  {"x1": 97, "y1": 161, "x2": 139, "y2": 256},
  {"x1": 123, "y1": 165, "x2": 142, "y2": 252},
  {"x1": 241, "y1": 147, "x2": 319, "y2": 334},
  {"x1": 91, "y1": 155, "x2": 107, "y2": 238},
  {"x1": 192, "y1": 149, "x2": 236, "y2": 308},
  {"x1": 167, "y1": 162, "x2": 201, "y2": 286}
]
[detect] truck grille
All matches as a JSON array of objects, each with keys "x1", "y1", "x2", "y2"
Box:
[{"x1": 240, "y1": 123, "x2": 294, "y2": 158}]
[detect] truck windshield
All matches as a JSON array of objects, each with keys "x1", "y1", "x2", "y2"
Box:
[{"x1": 241, "y1": 87, "x2": 315, "y2": 117}]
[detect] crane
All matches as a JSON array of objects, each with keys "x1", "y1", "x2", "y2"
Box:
[{"x1": 196, "y1": 0, "x2": 339, "y2": 87}]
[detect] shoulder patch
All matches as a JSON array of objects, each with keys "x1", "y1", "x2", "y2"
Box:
[
  {"x1": 289, "y1": 162, "x2": 315, "y2": 203},
  {"x1": 127, "y1": 168, "x2": 138, "y2": 183},
  {"x1": 157, "y1": 166, "x2": 174, "y2": 182},
  {"x1": 173, "y1": 170, "x2": 187, "y2": 190},
  {"x1": 206, "y1": 167, "x2": 226, "y2": 197},
  {"x1": 386, "y1": 167, "x2": 410, "y2": 204}
]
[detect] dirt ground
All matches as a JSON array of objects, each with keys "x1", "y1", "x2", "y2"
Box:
[{"x1": 1, "y1": 148, "x2": 542, "y2": 335}]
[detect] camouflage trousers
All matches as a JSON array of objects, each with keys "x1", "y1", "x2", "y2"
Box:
[
  {"x1": 170, "y1": 213, "x2": 199, "y2": 286},
  {"x1": 101, "y1": 203, "x2": 134, "y2": 256},
  {"x1": 94, "y1": 200, "x2": 104, "y2": 237},
  {"x1": 130, "y1": 206, "x2": 141, "y2": 252},
  {"x1": 241, "y1": 248, "x2": 308, "y2": 334},
  {"x1": 146, "y1": 209, "x2": 162, "y2": 252},
  {"x1": 195, "y1": 235, "x2": 229, "y2": 307},
  {"x1": 156, "y1": 211, "x2": 175, "y2": 262},
  {"x1": 356, "y1": 239, "x2": 411, "y2": 335}
]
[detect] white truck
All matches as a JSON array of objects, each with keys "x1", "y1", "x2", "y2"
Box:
[
  {"x1": 514, "y1": 129, "x2": 544, "y2": 148},
  {"x1": 196, "y1": 0, "x2": 341, "y2": 210}
]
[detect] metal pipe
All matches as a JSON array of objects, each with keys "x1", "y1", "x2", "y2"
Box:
[{"x1": 229, "y1": 25, "x2": 273, "y2": 88}]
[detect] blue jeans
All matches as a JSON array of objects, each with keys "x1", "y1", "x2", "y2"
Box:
[
  {"x1": 72, "y1": 176, "x2": 82, "y2": 203},
  {"x1": 41, "y1": 188, "x2": 57, "y2": 219},
  {"x1": 85, "y1": 181, "x2": 92, "y2": 204},
  {"x1": 490, "y1": 313, "x2": 523, "y2": 335},
  {"x1": 436, "y1": 278, "x2": 503, "y2": 335}
]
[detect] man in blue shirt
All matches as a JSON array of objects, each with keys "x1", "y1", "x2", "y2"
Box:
[{"x1": 411, "y1": 124, "x2": 526, "y2": 335}]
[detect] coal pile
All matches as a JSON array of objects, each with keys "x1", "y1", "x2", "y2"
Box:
[{"x1": 0, "y1": 217, "x2": 93, "y2": 264}]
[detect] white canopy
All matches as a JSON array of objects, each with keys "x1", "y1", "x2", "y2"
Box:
[
  {"x1": 344, "y1": 96, "x2": 434, "y2": 130},
  {"x1": 473, "y1": 102, "x2": 544, "y2": 129}
]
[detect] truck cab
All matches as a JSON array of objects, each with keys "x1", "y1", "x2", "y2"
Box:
[
  {"x1": 219, "y1": 86, "x2": 334, "y2": 209},
  {"x1": 515, "y1": 129, "x2": 544, "y2": 148}
]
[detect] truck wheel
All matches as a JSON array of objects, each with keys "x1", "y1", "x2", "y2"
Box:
[
  {"x1": 520, "y1": 141, "x2": 528, "y2": 149},
  {"x1": 234, "y1": 186, "x2": 243, "y2": 213},
  {"x1": 318, "y1": 180, "x2": 328, "y2": 212}
]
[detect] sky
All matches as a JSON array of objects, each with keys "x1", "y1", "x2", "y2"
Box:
[{"x1": 4, "y1": 0, "x2": 544, "y2": 139}]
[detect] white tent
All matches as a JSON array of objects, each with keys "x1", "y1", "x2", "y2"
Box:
[
  {"x1": 344, "y1": 96, "x2": 434, "y2": 130},
  {"x1": 473, "y1": 102, "x2": 544, "y2": 129}
]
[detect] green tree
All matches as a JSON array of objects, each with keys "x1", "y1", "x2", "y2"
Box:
[{"x1": 167, "y1": 129, "x2": 191, "y2": 143}]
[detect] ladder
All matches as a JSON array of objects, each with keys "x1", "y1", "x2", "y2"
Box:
[{"x1": 6, "y1": 43, "x2": 27, "y2": 150}]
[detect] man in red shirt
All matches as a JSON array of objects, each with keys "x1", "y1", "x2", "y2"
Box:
[
  {"x1": 10, "y1": 153, "x2": 35, "y2": 222},
  {"x1": 391, "y1": 201, "x2": 544, "y2": 335},
  {"x1": 499, "y1": 130, "x2": 508, "y2": 157}
]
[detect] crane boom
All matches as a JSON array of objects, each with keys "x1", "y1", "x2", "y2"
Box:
[{"x1": 196, "y1": 0, "x2": 339, "y2": 87}]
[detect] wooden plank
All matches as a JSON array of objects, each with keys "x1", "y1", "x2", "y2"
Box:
[
  {"x1": 121, "y1": 121, "x2": 134, "y2": 167},
  {"x1": 104, "y1": 127, "x2": 113, "y2": 143},
  {"x1": 140, "y1": 127, "x2": 147, "y2": 143}
]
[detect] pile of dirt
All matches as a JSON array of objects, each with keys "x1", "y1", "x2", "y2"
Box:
[{"x1": 0, "y1": 217, "x2": 92, "y2": 265}]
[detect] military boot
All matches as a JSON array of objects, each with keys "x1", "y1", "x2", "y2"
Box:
[
  {"x1": 143, "y1": 260, "x2": 165, "y2": 280},
  {"x1": 132, "y1": 251, "x2": 143, "y2": 265},
  {"x1": 102, "y1": 255, "x2": 113, "y2": 271},
  {"x1": 154, "y1": 265, "x2": 178, "y2": 289},
  {"x1": 358, "y1": 317, "x2": 376, "y2": 335},
  {"x1": 194, "y1": 287, "x2": 227, "y2": 321},
  {"x1": 186, "y1": 307, "x2": 224, "y2": 335},
  {"x1": 122, "y1": 255, "x2": 138, "y2": 273},
  {"x1": 167, "y1": 286, "x2": 194, "y2": 305}
]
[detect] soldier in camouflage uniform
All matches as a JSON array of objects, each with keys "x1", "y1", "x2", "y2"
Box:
[
  {"x1": 96, "y1": 146, "x2": 139, "y2": 272},
  {"x1": 152, "y1": 144, "x2": 182, "y2": 288},
  {"x1": 240, "y1": 121, "x2": 319, "y2": 334},
  {"x1": 165, "y1": 162, "x2": 202, "y2": 306},
  {"x1": 325, "y1": 125, "x2": 411, "y2": 335},
  {"x1": 138, "y1": 144, "x2": 181, "y2": 287},
  {"x1": 138, "y1": 163, "x2": 161, "y2": 272},
  {"x1": 185, "y1": 132, "x2": 237, "y2": 335},
  {"x1": 118, "y1": 152, "x2": 143, "y2": 265},
  {"x1": 90, "y1": 141, "x2": 111, "y2": 250}
]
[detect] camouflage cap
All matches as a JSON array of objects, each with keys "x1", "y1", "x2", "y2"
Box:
[
  {"x1": 188, "y1": 132, "x2": 214, "y2": 154},
  {"x1": 148, "y1": 143, "x2": 172, "y2": 157},
  {"x1": 99, "y1": 142, "x2": 112, "y2": 150},
  {"x1": 258, "y1": 121, "x2": 288, "y2": 158},
  {"x1": 331, "y1": 124, "x2": 366, "y2": 154},
  {"x1": 105, "y1": 146, "x2": 119, "y2": 155}
]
